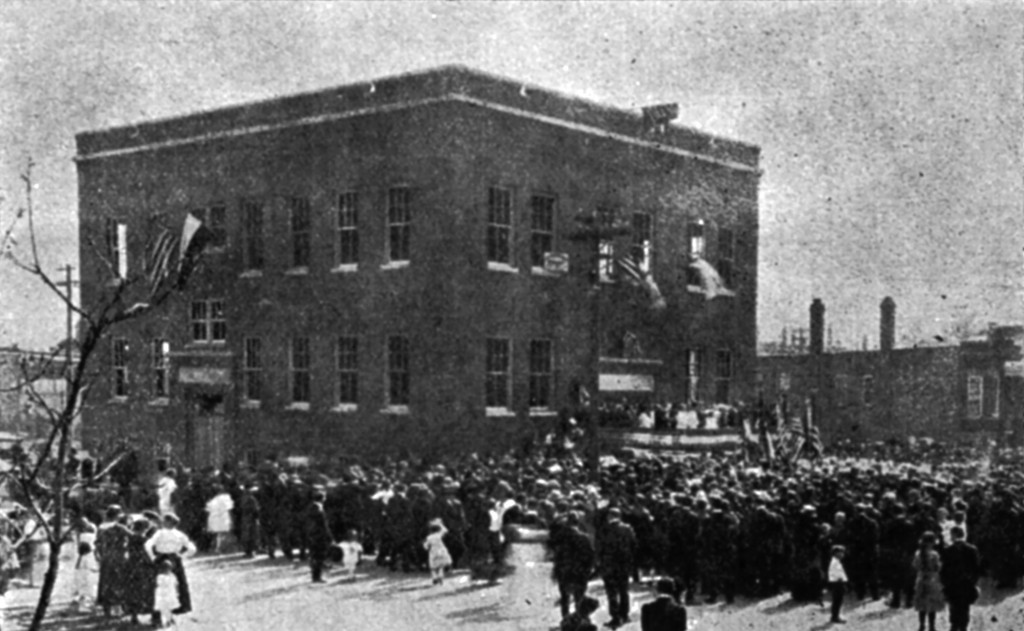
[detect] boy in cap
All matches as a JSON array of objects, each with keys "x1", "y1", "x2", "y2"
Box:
[
  {"x1": 144, "y1": 513, "x2": 196, "y2": 615},
  {"x1": 827, "y1": 544, "x2": 848, "y2": 624}
]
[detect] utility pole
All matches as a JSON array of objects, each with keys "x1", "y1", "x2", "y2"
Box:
[{"x1": 55, "y1": 265, "x2": 76, "y2": 403}]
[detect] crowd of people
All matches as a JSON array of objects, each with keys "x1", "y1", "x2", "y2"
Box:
[
  {"x1": 596, "y1": 400, "x2": 744, "y2": 431},
  {"x1": 5, "y1": 435, "x2": 1023, "y2": 630}
]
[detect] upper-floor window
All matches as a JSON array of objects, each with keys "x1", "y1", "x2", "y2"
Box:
[
  {"x1": 966, "y1": 374, "x2": 983, "y2": 419},
  {"x1": 715, "y1": 350, "x2": 732, "y2": 404},
  {"x1": 105, "y1": 219, "x2": 128, "y2": 279},
  {"x1": 336, "y1": 192, "x2": 359, "y2": 266},
  {"x1": 528, "y1": 340, "x2": 553, "y2": 409},
  {"x1": 530, "y1": 195, "x2": 556, "y2": 269},
  {"x1": 291, "y1": 336, "x2": 311, "y2": 405},
  {"x1": 387, "y1": 187, "x2": 411, "y2": 263},
  {"x1": 597, "y1": 207, "x2": 616, "y2": 282},
  {"x1": 243, "y1": 337, "x2": 262, "y2": 403},
  {"x1": 685, "y1": 348, "x2": 703, "y2": 404},
  {"x1": 112, "y1": 337, "x2": 129, "y2": 397},
  {"x1": 337, "y1": 336, "x2": 358, "y2": 406},
  {"x1": 862, "y1": 374, "x2": 874, "y2": 405},
  {"x1": 686, "y1": 220, "x2": 706, "y2": 286},
  {"x1": 718, "y1": 227, "x2": 735, "y2": 288},
  {"x1": 631, "y1": 212, "x2": 653, "y2": 273},
  {"x1": 151, "y1": 339, "x2": 170, "y2": 398},
  {"x1": 193, "y1": 204, "x2": 227, "y2": 249},
  {"x1": 487, "y1": 187, "x2": 513, "y2": 265},
  {"x1": 289, "y1": 197, "x2": 311, "y2": 269},
  {"x1": 387, "y1": 336, "x2": 410, "y2": 406},
  {"x1": 241, "y1": 200, "x2": 264, "y2": 271},
  {"x1": 485, "y1": 338, "x2": 511, "y2": 409},
  {"x1": 190, "y1": 299, "x2": 226, "y2": 344}
]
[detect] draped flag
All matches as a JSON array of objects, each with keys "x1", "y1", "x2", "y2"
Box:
[
  {"x1": 175, "y1": 212, "x2": 213, "y2": 289},
  {"x1": 616, "y1": 256, "x2": 667, "y2": 310},
  {"x1": 774, "y1": 402, "x2": 824, "y2": 463},
  {"x1": 688, "y1": 256, "x2": 736, "y2": 299}
]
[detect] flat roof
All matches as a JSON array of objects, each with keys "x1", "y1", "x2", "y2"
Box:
[{"x1": 76, "y1": 65, "x2": 760, "y2": 172}]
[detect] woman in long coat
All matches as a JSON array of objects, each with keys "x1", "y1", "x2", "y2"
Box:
[
  {"x1": 95, "y1": 507, "x2": 131, "y2": 618},
  {"x1": 912, "y1": 531, "x2": 945, "y2": 631},
  {"x1": 123, "y1": 517, "x2": 158, "y2": 625}
]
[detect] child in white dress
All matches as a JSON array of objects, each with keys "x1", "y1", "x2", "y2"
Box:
[
  {"x1": 339, "y1": 530, "x2": 363, "y2": 581},
  {"x1": 71, "y1": 517, "x2": 98, "y2": 610},
  {"x1": 424, "y1": 520, "x2": 452, "y2": 585},
  {"x1": 153, "y1": 559, "x2": 178, "y2": 628}
]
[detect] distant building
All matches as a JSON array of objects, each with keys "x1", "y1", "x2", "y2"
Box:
[
  {"x1": 0, "y1": 347, "x2": 71, "y2": 441},
  {"x1": 759, "y1": 298, "x2": 1024, "y2": 445},
  {"x1": 76, "y1": 66, "x2": 761, "y2": 467}
]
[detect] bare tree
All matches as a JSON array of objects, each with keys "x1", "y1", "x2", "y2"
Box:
[{"x1": 1, "y1": 161, "x2": 205, "y2": 630}]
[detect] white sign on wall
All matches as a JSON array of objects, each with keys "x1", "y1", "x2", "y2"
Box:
[
  {"x1": 178, "y1": 367, "x2": 231, "y2": 385},
  {"x1": 598, "y1": 373, "x2": 654, "y2": 392}
]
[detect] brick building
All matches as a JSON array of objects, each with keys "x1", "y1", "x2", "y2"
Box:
[
  {"x1": 759, "y1": 298, "x2": 1024, "y2": 445},
  {"x1": 76, "y1": 66, "x2": 761, "y2": 467}
]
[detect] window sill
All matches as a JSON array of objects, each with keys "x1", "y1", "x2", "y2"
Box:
[
  {"x1": 285, "y1": 402, "x2": 310, "y2": 412},
  {"x1": 530, "y1": 267, "x2": 561, "y2": 277},
  {"x1": 240, "y1": 400, "x2": 261, "y2": 410},
  {"x1": 331, "y1": 264, "x2": 358, "y2": 274},
  {"x1": 148, "y1": 397, "x2": 170, "y2": 407},
  {"x1": 381, "y1": 405, "x2": 410, "y2": 415},
  {"x1": 331, "y1": 403, "x2": 358, "y2": 413},
  {"x1": 109, "y1": 396, "x2": 129, "y2": 404},
  {"x1": 487, "y1": 262, "x2": 519, "y2": 274},
  {"x1": 285, "y1": 267, "x2": 309, "y2": 276},
  {"x1": 529, "y1": 408, "x2": 557, "y2": 417},
  {"x1": 239, "y1": 269, "x2": 263, "y2": 279},
  {"x1": 486, "y1": 407, "x2": 516, "y2": 418},
  {"x1": 380, "y1": 261, "x2": 410, "y2": 271},
  {"x1": 105, "y1": 278, "x2": 125, "y2": 288}
]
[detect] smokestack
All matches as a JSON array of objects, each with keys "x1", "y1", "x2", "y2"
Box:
[
  {"x1": 810, "y1": 298, "x2": 825, "y2": 355},
  {"x1": 880, "y1": 296, "x2": 896, "y2": 352}
]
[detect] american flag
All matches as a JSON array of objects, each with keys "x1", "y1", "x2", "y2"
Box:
[
  {"x1": 615, "y1": 256, "x2": 667, "y2": 310},
  {"x1": 775, "y1": 409, "x2": 824, "y2": 464}
]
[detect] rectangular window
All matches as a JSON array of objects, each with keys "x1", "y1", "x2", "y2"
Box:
[
  {"x1": 105, "y1": 219, "x2": 128, "y2": 279},
  {"x1": 194, "y1": 204, "x2": 227, "y2": 249},
  {"x1": 715, "y1": 350, "x2": 732, "y2": 404},
  {"x1": 241, "y1": 200, "x2": 264, "y2": 271},
  {"x1": 631, "y1": 212, "x2": 653, "y2": 273},
  {"x1": 966, "y1": 374, "x2": 983, "y2": 420},
  {"x1": 486, "y1": 338, "x2": 511, "y2": 408},
  {"x1": 687, "y1": 220, "x2": 705, "y2": 287},
  {"x1": 529, "y1": 195, "x2": 555, "y2": 268},
  {"x1": 387, "y1": 336, "x2": 410, "y2": 406},
  {"x1": 190, "y1": 299, "x2": 226, "y2": 343},
  {"x1": 685, "y1": 348, "x2": 702, "y2": 403},
  {"x1": 487, "y1": 187, "x2": 513, "y2": 265},
  {"x1": 290, "y1": 197, "x2": 311, "y2": 268},
  {"x1": 718, "y1": 227, "x2": 735, "y2": 288},
  {"x1": 243, "y1": 337, "x2": 262, "y2": 402},
  {"x1": 983, "y1": 374, "x2": 1000, "y2": 418},
  {"x1": 528, "y1": 340, "x2": 553, "y2": 408},
  {"x1": 112, "y1": 338, "x2": 129, "y2": 397},
  {"x1": 862, "y1": 374, "x2": 874, "y2": 405},
  {"x1": 291, "y1": 337, "x2": 311, "y2": 404},
  {"x1": 598, "y1": 207, "x2": 615, "y2": 282},
  {"x1": 337, "y1": 336, "x2": 358, "y2": 405},
  {"x1": 151, "y1": 339, "x2": 170, "y2": 398},
  {"x1": 387, "y1": 187, "x2": 411, "y2": 263},
  {"x1": 336, "y1": 192, "x2": 359, "y2": 266}
]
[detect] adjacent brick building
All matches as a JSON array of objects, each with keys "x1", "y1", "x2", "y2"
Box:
[
  {"x1": 759, "y1": 298, "x2": 1024, "y2": 445},
  {"x1": 76, "y1": 66, "x2": 761, "y2": 467}
]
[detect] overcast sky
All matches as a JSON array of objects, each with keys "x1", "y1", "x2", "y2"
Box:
[{"x1": 1, "y1": 0, "x2": 1021, "y2": 350}]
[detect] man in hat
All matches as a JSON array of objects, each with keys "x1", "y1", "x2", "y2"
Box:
[
  {"x1": 847, "y1": 503, "x2": 880, "y2": 600},
  {"x1": 597, "y1": 507, "x2": 637, "y2": 627},
  {"x1": 237, "y1": 484, "x2": 261, "y2": 558},
  {"x1": 940, "y1": 525, "x2": 980, "y2": 631},
  {"x1": 144, "y1": 513, "x2": 196, "y2": 615},
  {"x1": 640, "y1": 578, "x2": 687, "y2": 631},
  {"x1": 550, "y1": 511, "x2": 596, "y2": 622},
  {"x1": 305, "y1": 490, "x2": 333, "y2": 583},
  {"x1": 96, "y1": 505, "x2": 131, "y2": 617}
]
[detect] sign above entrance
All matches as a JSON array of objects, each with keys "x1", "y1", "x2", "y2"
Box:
[
  {"x1": 1006, "y1": 360, "x2": 1024, "y2": 378},
  {"x1": 599, "y1": 373, "x2": 654, "y2": 392},
  {"x1": 179, "y1": 366, "x2": 231, "y2": 385},
  {"x1": 543, "y1": 251, "x2": 569, "y2": 274}
]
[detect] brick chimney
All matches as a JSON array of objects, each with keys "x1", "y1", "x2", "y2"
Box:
[
  {"x1": 880, "y1": 297, "x2": 896, "y2": 352},
  {"x1": 810, "y1": 298, "x2": 825, "y2": 355}
]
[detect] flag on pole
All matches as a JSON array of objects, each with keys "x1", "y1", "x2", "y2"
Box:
[
  {"x1": 615, "y1": 256, "x2": 667, "y2": 310},
  {"x1": 687, "y1": 256, "x2": 736, "y2": 299},
  {"x1": 144, "y1": 229, "x2": 180, "y2": 291},
  {"x1": 175, "y1": 212, "x2": 213, "y2": 289}
]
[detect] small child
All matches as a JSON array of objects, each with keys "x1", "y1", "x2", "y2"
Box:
[
  {"x1": 827, "y1": 544, "x2": 848, "y2": 624},
  {"x1": 339, "y1": 529, "x2": 364, "y2": 581},
  {"x1": 70, "y1": 517, "x2": 98, "y2": 611},
  {"x1": 561, "y1": 595, "x2": 599, "y2": 631},
  {"x1": 424, "y1": 520, "x2": 452, "y2": 585},
  {"x1": 153, "y1": 559, "x2": 178, "y2": 628}
]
